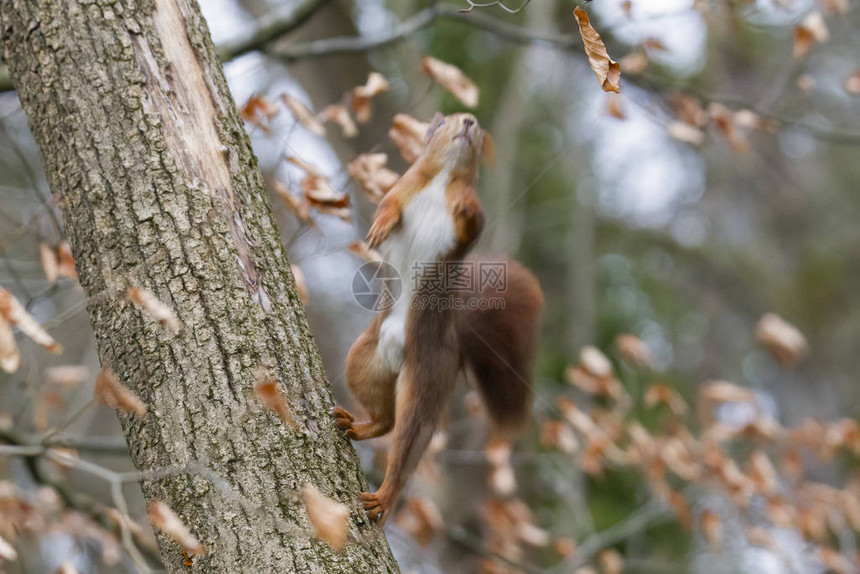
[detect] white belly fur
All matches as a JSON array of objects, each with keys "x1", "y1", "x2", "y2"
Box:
[{"x1": 376, "y1": 168, "x2": 456, "y2": 372}]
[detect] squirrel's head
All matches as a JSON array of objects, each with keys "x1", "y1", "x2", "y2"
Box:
[{"x1": 422, "y1": 113, "x2": 494, "y2": 174}]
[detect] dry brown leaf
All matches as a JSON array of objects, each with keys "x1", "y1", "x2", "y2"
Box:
[
  {"x1": 321, "y1": 104, "x2": 358, "y2": 138},
  {"x1": 126, "y1": 286, "x2": 180, "y2": 334},
  {"x1": 615, "y1": 333, "x2": 651, "y2": 367},
  {"x1": 0, "y1": 288, "x2": 62, "y2": 353},
  {"x1": 0, "y1": 315, "x2": 20, "y2": 374},
  {"x1": 540, "y1": 420, "x2": 579, "y2": 454},
  {"x1": 606, "y1": 94, "x2": 625, "y2": 119},
  {"x1": 44, "y1": 365, "x2": 90, "y2": 386},
  {"x1": 748, "y1": 451, "x2": 778, "y2": 494},
  {"x1": 40, "y1": 242, "x2": 59, "y2": 283},
  {"x1": 793, "y1": 12, "x2": 829, "y2": 58},
  {"x1": 57, "y1": 563, "x2": 80, "y2": 574},
  {"x1": 281, "y1": 94, "x2": 325, "y2": 135},
  {"x1": 818, "y1": 0, "x2": 849, "y2": 13},
  {"x1": 347, "y1": 153, "x2": 400, "y2": 202},
  {"x1": 700, "y1": 380, "x2": 756, "y2": 405},
  {"x1": 302, "y1": 484, "x2": 349, "y2": 551},
  {"x1": 517, "y1": 522, "x2": 551, "y2": 547},
  {"x1": 620, "y1": 0, "x2": 633, "y2": 16},
  {"x1": 254, "y1": 370, "x2": 298, "y2": 428},
  {"x1": 700, "y1": 510, "x2": 723, "y2": 552},
  {"x1": 240, "y1": 95, "x2": 279, "y2": 133},
  {"x1": 643, "y1": 37, "x2": 668, "y2": 52},
  {"x1": 579, "y1": 346, "x2": 613, "y2": 378},
  {"x1": 56, "y1": 241, "x2": 76, "y2": 279},
  {"x1": 273, "y1": 181, "x2": 312, "y2": 225},
  {"x1": 486, "y1": 438, "x2": 516, "y2": 496},
  {"x1": 95, "y1": 366, "x2": 147, "y2": 417},
  {"x1": 796, "y1": 74, "x2": 816, "y2": 93},
  {"x1": 644, "y1": 384, "x2": 687, "y2": 416},
  {"x1": 301, "y1": 174, "x2": 350, "y2": 209},
  {"x1": 389, "y1": 114, "x2": 430, "y2": 163},
  {"x1": 818, "y1": 546, "x2": 852, "y2": 574},
  {"x1": 348, "y1": 241, "x2": 383, "y2": 263},
  {"x1": 0, "y1": 533, "x2": 17, "y2": 561},
  {"x1": 755, "y1": 313, "x2": 808, "y2": 366},
  {"x1": 844, "y1": 71, "x2": 860, "y2": 95},
  {"x1": 667, "y1": 121, "x2": 705, "y2": 145},
  {"x1": 351, "y1": 72, "x2": 389, "y2": 123},
  {"x1": 668, "y1": 93, "x2": 709, "y2": 126},
  {"x1": 619, "y1": 51, "x2": 649, "y2": 75},
  {"x1": 598, "y1": 549, "x2": 624, "y2": 574},
  {"x1": 573, "y1": 7, "x2": 621, "y2": 93},
  {"x1": 147, "y1": 501, "x2": 204, "y2": 556},
  {"x1": 746, "y1": 526, "x2": 773, "y2": 548},
  {"x1": 291, "y1": 265, "x2": 308, "y2": 305},
  {"x1": 396, "y1": 497, "x2": 444, "y2": 546},
  {"x1": 709, "y1": 103, "x2": 749, "y2": 153},
  {"x1": 420, "y1": 57, "x2": 479, "y2": 108}
]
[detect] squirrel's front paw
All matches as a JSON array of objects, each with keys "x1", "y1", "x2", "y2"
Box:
[{"x1": 360, "y1": 491, "x2": 390, "y2": 523}]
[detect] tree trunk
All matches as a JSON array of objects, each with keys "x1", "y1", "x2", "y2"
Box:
[{"x1": 0, "y1": 0, "x2": 399, "y2": 571}]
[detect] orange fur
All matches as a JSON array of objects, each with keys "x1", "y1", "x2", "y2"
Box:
[{"x1": 336, "y1": 113, "x2": 542, "y2": 524}]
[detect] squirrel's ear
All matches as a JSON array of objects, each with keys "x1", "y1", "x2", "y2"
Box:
[
  {"x1": 425, "y1": 112, "x2": 444, "y2": 144},
  {"x1": 481, "y1": 131, "x2": 495, "y2": 166}
]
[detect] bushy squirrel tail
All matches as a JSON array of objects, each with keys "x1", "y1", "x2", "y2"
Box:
[{"x1": 455, "y1": 256, "x2": 543, "y2": 437}]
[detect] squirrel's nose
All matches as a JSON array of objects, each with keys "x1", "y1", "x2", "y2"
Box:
[{"x1": 463, "y1": 119, "x2": 474, "y2": 129}]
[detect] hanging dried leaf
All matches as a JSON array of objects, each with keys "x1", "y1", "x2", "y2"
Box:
[
  {"x1": 240, "y1": 95, "x2": 279, "y2": 133},
  {"x1": 57, "y1": 563, "x2": 81, "y2": 574},
  {"x1": 708, "y1": 103, "x2": 749, "y2": 153},
  {"x1": 747, "y1": 451, "x2": 778, "y2": 494},
  {"x1": 699, "y1": 510, "x2": 723, "y2": 552},
  {"x1": 700, "y1": 380, "x2": 756, "y2": 405},
  {"x1": 643, "y1": 37, "x2": 668, "y2": 52},
  {"x1": 95, "y1": 366, "x2": 147, "y2": 417},
  {"x1": 389, "y1": 114, "x2": 430, "y2": 163},
  {"x1": 56, "y1": 241, "x2": 77, "y2": 280},
  {"x1": 254, "y1": 370, "x2": 298, "y2": 428},
  {"x1": 615, "y1": 334, "x2": 651, "y2": 367},
  {"x1": 40, "y1": 242, "x2": 59, "y2": 283},
  {"x1": 606, "y1": 94, "x2": 625, "y2": 119},
  {"x1": 291, "y1": 265, "x2": 308, "y2": 305},
  {"x1": 351, "y1": 72, "x2": 389, "y2": 123},
  {"x1": 668, "y1": 93, "x2": 708, "y2": 126},
  {"x1": 348, "y1": 241, "x2": 383, "y2": 263},
  {"x1": 420, "y1": 57, "x2": 479, "y2": 108},
  {"x1": 819, "y1": 0, "x2": 849, "y2": 13},
  {"x1": 486, "y1": 439, "x2": 516, "y2": 496},
  {"x1": 126, "y1": 286, "x2": 181, "y2": 334},
  {"x1": 0, "y1": 315, "x2": 20, "y2": 374},
  {"x1": 755, "y1": 313, "x2": 808, "y2": 366},
  {"x1": 573, "y1": 7, "x2": 621, "y2": 93},
  {"x1": 396, "y1": 497, "x2": 444, "y2": 546},
  {"x1": 667, "y1": 121, "x2": 705, "y2": 145},
  {"x1": 44, "y1": 365, "x2": 90, "y2": 386},
  {"x1": 147, "y1": 501, "x2": 204, "y2": 556},
  {"x1": 281, "y1": 93, "x2": 325, "y2": 135},
  {"x1": 302, "y1": 175, "x2": 349, "y2": 209},
  {"x1": 644, "y1": 384, "x2": 687, "y2": 416},
  {"x1": 844, "y1": 71, "x2": 860, "y2": 95},
  {"x1": 347, "y1": 153, "x2": 400, "y2": 202},
  {"x1": 793, "y1": 12, "x2": 829, "y2": 58},
  {"x1": 302, "y1": 484, "x2": 349, "y2": 551},
  {"x1": 797, "y1": 74, "x2": 816, "y2": 93},
  {"x1": 0, "y1": 288, "x2": 62, "y2": 353},
  {"x1": 598, "y1": 549, "x2": 624, "y2": 574},
  {"x1": 273, "y1": 181, "x2": 313, "y2": 225},
  {"x1": 619, "y1": 51, "x2": 649, "y2": 75},
  {"x1": 579, "y1": 346, "x2": 613, "y2": 378},
  {"x1": 321, "y1": 105, "x2": 358, "y2": 138},
  {"x1": 540, "y1": 420, "x2": 579, "y2": 454}
]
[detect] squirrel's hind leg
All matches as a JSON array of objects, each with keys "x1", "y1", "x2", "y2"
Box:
[{"x1": 335, "y1": 313, "x2": 398, "y2": 441}]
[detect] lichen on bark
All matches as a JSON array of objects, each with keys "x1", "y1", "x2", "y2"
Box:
[{"x1": 0, "y1": 0, "x2": 399, "y2": 571}]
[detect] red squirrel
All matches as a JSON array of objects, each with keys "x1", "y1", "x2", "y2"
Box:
[{"x1": 333, "y1": 113, "x2": 543, "y2": 523}]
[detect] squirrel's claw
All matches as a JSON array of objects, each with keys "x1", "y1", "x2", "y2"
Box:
[
  {"x1": 331, "y1": 407, "x2": 358, "y2": 438},
  {"x1": 360, "y1": 491, "x2": 387, "y2": 522}
]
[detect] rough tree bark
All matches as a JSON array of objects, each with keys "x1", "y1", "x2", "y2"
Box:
[{"x1": 0, "y1": 0, "x2": 399, "y2": 571}]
